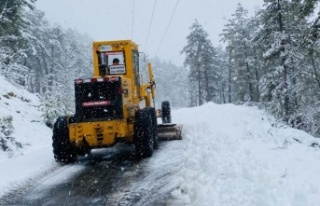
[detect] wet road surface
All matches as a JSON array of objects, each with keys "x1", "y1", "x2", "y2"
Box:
[{"x1": 0, "y1": 143, "x2": 178, "y2": 206}]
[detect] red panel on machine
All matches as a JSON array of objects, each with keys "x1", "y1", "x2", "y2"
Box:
[{"x1": 82, "y1": 101, "x2": 111, "y2": 107}]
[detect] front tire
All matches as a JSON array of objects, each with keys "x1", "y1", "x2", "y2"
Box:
[
  {"x1": 161, "y1": 101, "x2": 171, "y2": 123},
  {"x1": 52, "y1": 116, "x2": 77, "y2": 164}
]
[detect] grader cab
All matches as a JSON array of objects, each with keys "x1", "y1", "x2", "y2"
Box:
[{"x1": 52, "y1": 40, "x2": 182, "y2": 164}]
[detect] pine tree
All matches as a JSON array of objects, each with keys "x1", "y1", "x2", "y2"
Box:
[
  {"x1": 254, "y1": 0, "x2": 308, "y2": 121},
  {"x1": 0, "y1": 0, "x2": 36, "y2": 84},
  {"x1": 202, "y1": 41, "x2": 220, "y2": 102},
  {"x1": 215, "y1": 47, "x2": 229, "y2": 104},
  {"x1": 0, "y1": 1, "x2": 93, "y2": 125},
  {"x1": 181, "y1": 20, "x2": 219, "y2": 106},
  {"x1": 221, "y1": 3, "x2": 260, "y2": 102}
]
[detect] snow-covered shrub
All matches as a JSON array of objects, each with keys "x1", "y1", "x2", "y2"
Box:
[
  {"x1": 0, "y1": 115, "x2": 14, "y2": 136},
  {"x1": 288, "y1": 105, "x2": 320, "y2": 138},
  {"x1": 40, "y1": 93, "x2": 65, "y2": 128},
  {"x1": 0, "y1": 136, "x2": 24, "y2": 155},
  {"x1": 0, "y1": 115, "x2": 27, "y2": 157}
]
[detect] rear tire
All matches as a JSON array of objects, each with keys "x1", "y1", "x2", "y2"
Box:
[
  {"x1": 134, "y1": 109, "x2": 154, "y2": 158},
  {"x1": 75, "y1": 146, "x2": 91, "y2": 156},
  {"x1": 149, "y1": 107, "x2": 159, "y2": 149},
  {"x1": 52, "y1": 116, "x2": 77, "y2": 164},
  {"x1": 161, "y1": 101, "x2": 171, "y2": 123}
]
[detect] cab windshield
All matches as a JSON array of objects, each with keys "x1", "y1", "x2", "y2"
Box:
[
  {"x1": 100, "y1": 51, "x2": 125, "y2": 66},
  {"x1": 99, "y1": 51, "x2": 126, "y2": 75}
]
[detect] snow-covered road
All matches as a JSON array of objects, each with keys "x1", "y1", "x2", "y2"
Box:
[{"x1": 1, "y1": 76, "x2": 320, "y2": 206}]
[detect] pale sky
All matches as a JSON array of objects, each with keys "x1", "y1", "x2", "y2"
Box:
[{"x1": 35, "y1": 0, "x2": 262, "y2": 66}]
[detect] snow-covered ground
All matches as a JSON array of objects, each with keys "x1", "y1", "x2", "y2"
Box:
[
  {"x1": 165, "y1": 104, "x2": 320, "y2": 205},
  {"x1": 1, "y1": 75, "x2": 320, "y2": 205},
  {"x1": 0, "y1": 75, "x2": 55, "y2": 197}
]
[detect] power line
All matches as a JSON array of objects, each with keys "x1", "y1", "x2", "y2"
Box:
[
  {"x1": 155, "y1": 0, "x2": 180, "y2": 56},
  {"x1": 131, "y1": 0, "x2": 135, "y2": 39},
  {"x1": 144, "y1": 0, "x2": 158, "y2": 50}
]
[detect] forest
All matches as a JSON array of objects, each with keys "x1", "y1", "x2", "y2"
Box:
[{"x1": 1, "y1": 0, "x2": 320, "y2": 137}]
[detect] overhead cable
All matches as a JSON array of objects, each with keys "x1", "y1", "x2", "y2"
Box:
[
  {"x1": 155, "y1": 0, "x2": 180, "y2": 56},
  {"x1": 145, "y1": 0, "x2": 158, "y2": 50},
  {"x1": 131, "y1": 0, "x2": 135, "y2": 39}
]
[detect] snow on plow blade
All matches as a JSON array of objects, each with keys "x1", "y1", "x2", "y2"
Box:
[{"x1": 157, "y1": 124, "x2": 182, "y2": 140}]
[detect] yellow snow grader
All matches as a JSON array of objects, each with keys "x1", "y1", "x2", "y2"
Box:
[{"x1": 52, "y1": 40, "x2": 182, "y2": 164}]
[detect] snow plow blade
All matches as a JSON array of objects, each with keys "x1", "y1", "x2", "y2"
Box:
[{"x1": 157, "y1": 124, "x2": 182, "y2": 140}]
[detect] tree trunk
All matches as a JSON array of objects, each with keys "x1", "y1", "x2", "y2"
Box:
[
  {"x1": 311, "y1": 55, "x2": 320, "y2": 90},
  {"x1": 198, "y1": 69, "x2": 202, "y2": 105},
  {"x1": 228, "y1": 56, "x2": 232, "y2": 103},
  {"x1": 204, "y1": 67, "x2": 210, "y2": 102},
  {"x1": 254, "y1": 52, "x2": 260, "y2": 102},
  {"x1": 243, "y1": 43, "x2": 253, "y2": 101}
]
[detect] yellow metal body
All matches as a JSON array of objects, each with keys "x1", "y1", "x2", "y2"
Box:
[
  {"x1": 68, "y1": 120, "x2": 134, "y2": 148},
  {"x1": 68, "y1": 40, "x2": 155, "y2": 148}
]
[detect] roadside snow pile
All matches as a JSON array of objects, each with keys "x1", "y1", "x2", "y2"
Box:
[
  {"x1": 0, "y1": 75, "x2": 54, "y2": 197},
  {"x1": 153, "y1": 103, "x2": 320, "y2": 206}
]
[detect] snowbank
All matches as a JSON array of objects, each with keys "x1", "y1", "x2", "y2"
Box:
[
  {"x1": 163, "y1": 103, "x2": 320, "y2": 206},
  {"x1": 0, "y1": 75, "x2": 55, "y2": 197}
]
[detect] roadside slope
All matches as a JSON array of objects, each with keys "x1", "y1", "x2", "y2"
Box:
[{"x1": 0, "y1": 75, "x2": 54, "y2": 197}]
